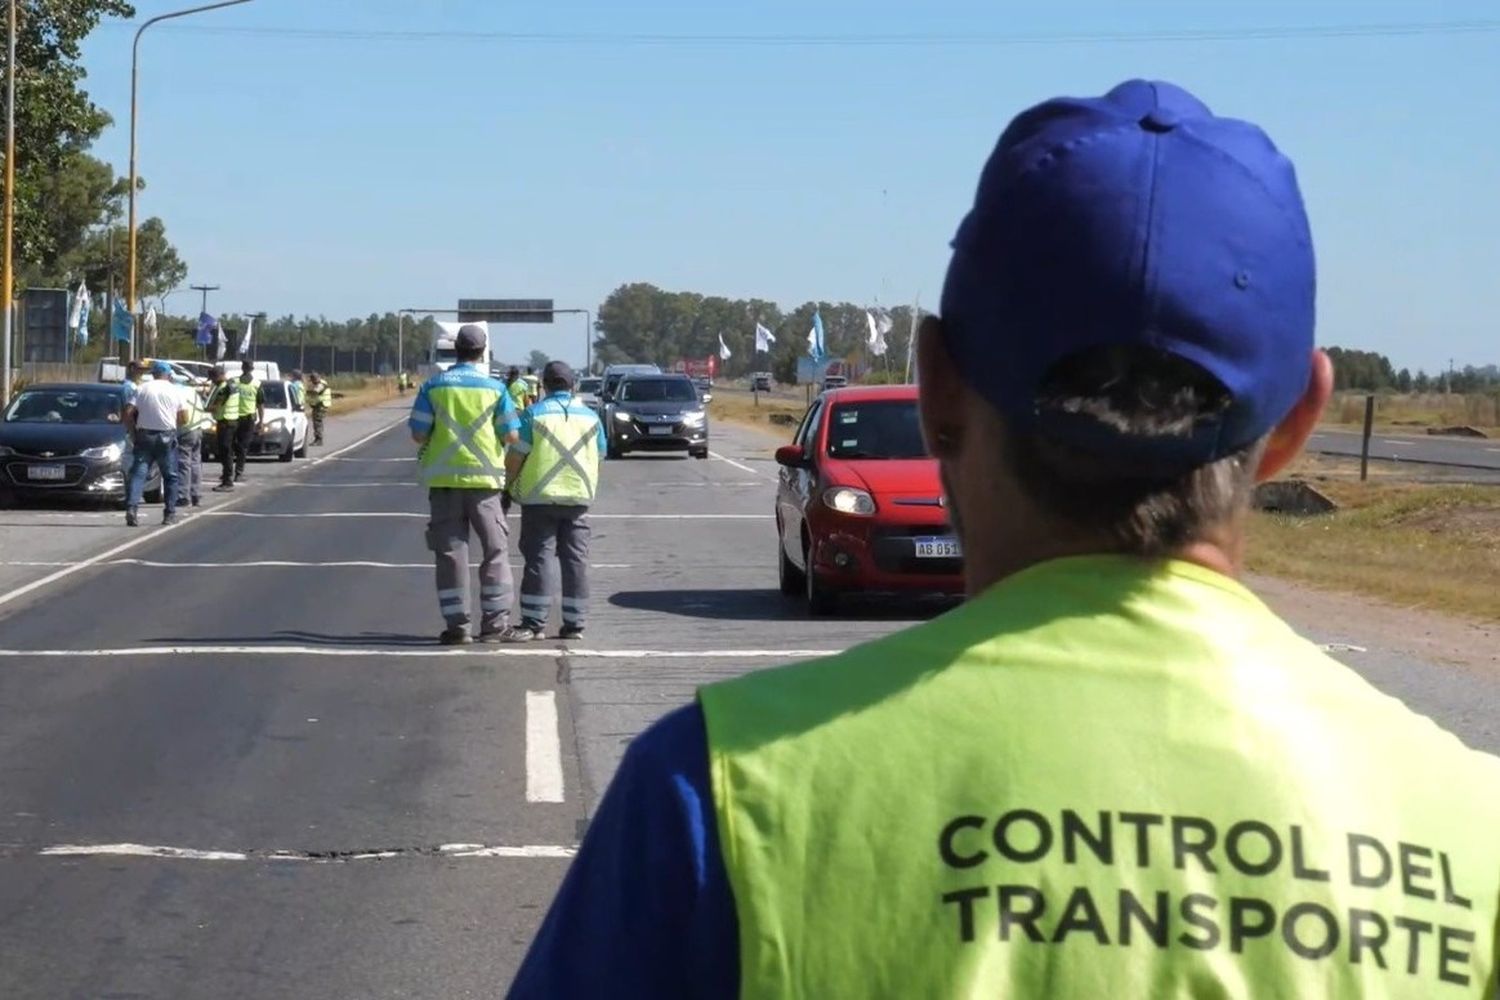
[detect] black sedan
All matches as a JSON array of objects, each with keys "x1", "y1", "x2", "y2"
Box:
[
  {"x1": 0, "y1": 383, "x2": 161, "y2": 507},
  {"x1": 606, "y1": 374, "x2": 710, "y2": 459}
]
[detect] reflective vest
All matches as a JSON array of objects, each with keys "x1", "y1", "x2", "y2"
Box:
[
  {"x1": 288, "y1": 380, "x2": 306, "y2": 410},
  {"x1": 184, "y1": 386, "x2": 214, "y2": 432},
  {"x1": 507, "y1": 379, "x2": 529, "y2": 411},
  {"x1": 205, "y1": 382, "x2": 233, "y2": 421},
  {"x1": 310, "y1": 382, "x2": 332, "y2": 410},
  {"x1": 698, "y1": 556, "x2": 1500, "y2": 999},
  {"x1": 419, "y1": 373, "x2": 509, "y2": 490},
  {"x1": 217, "y1": 379, "x2": 256, "y2": 421},
  {"x1": 512, "y1": 397, "x2": 601, "y2": 505}
]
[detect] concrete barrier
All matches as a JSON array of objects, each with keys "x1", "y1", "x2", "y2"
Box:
[{"x1": 1253, "y1": 481, "x2": 1339, "y2": 516}]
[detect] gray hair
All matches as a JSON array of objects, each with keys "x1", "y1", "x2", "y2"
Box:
[{"x1": 1002, "y1": 346, "x2": 1267, "y2": 556}]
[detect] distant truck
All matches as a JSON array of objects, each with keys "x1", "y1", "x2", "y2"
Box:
[{"x1": 430, "y1": 321, "x2": 491, "y2": 373}]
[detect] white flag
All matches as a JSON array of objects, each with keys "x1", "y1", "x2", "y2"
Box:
[
  {"x1": 719, "y1": 333, "x2": 732, "y2": 361},
  {"x1": 215, "y1": 322, "x2": 227, "y2": 361},
  {"x1": 68, "y1": 280, "x2": 87, "y2": 332},
  {"x1": 238, "y1": 315, "x2": 256, "y2": 357},
  {"x1": 754, "y1": 322, "x2": 775, "y2": 353},
  {"x1": 865, "y1": 309, "x2": 891, "y2": 357},
  {"x1": 144, "y1": 306, "x2": 159, "y2": 346}
]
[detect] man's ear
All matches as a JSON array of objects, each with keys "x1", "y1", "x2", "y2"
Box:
[
  {"x1": 1256, "y1": 349, "x2": 1334, "y2": 483},
  {"x1": 916, "y1": 316, "x2": 965, "y2": 460}
]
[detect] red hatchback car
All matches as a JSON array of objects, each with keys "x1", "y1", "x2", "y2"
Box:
[{"x1": 774, "y1": 384, "x2": 964, "y2": 614}]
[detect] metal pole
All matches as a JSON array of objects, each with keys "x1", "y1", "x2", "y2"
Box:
[
  {"x1": 298, "y1": 323, "x2": 305, "y2": 370},
  {"x1": 127, "y1": 1, "x2": 254, "y2": 360},
  {"x1": 1, "y1": 0, "x2": 16, "y2": 408},
  {"x1": 1360, "y1": 394, "x2": 1374, "y2": 482},
  {"x1": 397, "y1": 311, "x2": 404, "y2": 373},
  {"x1": 583, "y1": 309, "x2": 592, "y2": 374}
]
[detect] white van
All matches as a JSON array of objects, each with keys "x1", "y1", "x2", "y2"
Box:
[{"x1": 216, "y1": 360, "x2": 282, "y2": 383}]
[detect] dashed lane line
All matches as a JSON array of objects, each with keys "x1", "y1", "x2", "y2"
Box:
[
  {"x1": 526, "y1": 690, "x2": 565, "y2": 804},
  {"x1": 25, "y1": 842, "x2": 576, "y2": 863},
  {"x1": 708, "y1": 450, "x2": 761, "y2": 476},
  {"x1": 0, "y1": 559, "x2": 632, "y2": 570},
  {"x1": 0, "y1": 418, "x2": 408, "y2": 614},
  {"x1": 0, "y1": 646, "x2": 844, "y2": 659},
  {"x1": 199, "y1": 511, "x2": 772, "y2": 520}
]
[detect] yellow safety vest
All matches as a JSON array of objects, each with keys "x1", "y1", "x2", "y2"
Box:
[
  {"x1": 205, "y1": 382, "x2": 233, "y2": 421},
  {"x1": 699, "y1": 556, "x2": 1500, "y2": 999},
  {"x1": 184, "y1": 386, "x2": 214, "y2": 432},
  {"x1": 512, "y1": 398, "x2": 601, "y2": 505},
  {"x1": 418, "y1": 375, "x2": 510, "y2": 489},
  {"x1": 508, "y1": 379, "x2": 530, "y2": 411},
  {"x1": 310, "y1": 383, "x2": 332, "y2": 410}
]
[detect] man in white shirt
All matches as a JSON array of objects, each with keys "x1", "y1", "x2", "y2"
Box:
[{"x1": 123, "y1": 360, "x2": 190, "y2": 527}]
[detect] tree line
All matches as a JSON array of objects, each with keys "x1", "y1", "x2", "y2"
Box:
[
  {"x1": 9, "y1": 1, "x2": 190, "y2": 326},
  {"x1": 1326, "y1": 347, "x2": 1500, "y2": 394},
  {"x1": 594, "y1": 283, "x2": 919, "y2": 384}
]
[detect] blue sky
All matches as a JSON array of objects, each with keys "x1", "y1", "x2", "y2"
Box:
[{"x1": 79, "y1": 0, "x2": 1499, "y2": 372}]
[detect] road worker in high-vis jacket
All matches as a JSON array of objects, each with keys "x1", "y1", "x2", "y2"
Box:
[
  {"x1": 409, "y1": 324, "x2": 521, "y2": 645},
  {"x1": 511, "y1": 80, "x2": 1500, "y2": 999}
]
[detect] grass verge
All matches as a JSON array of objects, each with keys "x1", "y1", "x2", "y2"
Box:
[
  {"x1": 328, "y1": 376, "x2": 402, "y2": 415},
  {"x1": 1248, "y1": 455, "x2": 1500, "y2": 621},
  {"x1": 708, "y1": 388, "x2": 808, "y2": 435}
]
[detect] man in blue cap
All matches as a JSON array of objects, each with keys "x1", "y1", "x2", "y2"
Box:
[
  {"x1": 123, "y1": 360, "x2": 190, "y2": 526},
  {"x1": 511, "y1": 82, "x2": 1500, "y2": 997}
]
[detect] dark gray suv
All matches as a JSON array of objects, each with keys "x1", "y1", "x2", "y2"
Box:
[{"x1": 606, "y1": 374, "x2": 709, "y2": 459}]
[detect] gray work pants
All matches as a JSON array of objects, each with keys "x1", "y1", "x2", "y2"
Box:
[
  {"x1": 176, "y1": 429, "x2": 203, "y2": 505},
  {"x1": 518, "y1": 504, "x2": 591, "y2": 630},
  {"x1": 426, "y1": 488, "x2": 513, "y2": 632}
]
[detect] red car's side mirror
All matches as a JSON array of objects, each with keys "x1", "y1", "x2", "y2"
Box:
[{"x1": 774, "y1": 444, "x2": 808, "y2": 468}]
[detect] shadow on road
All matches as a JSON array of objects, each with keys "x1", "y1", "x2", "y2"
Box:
[
  {"x1": 609, "y1": 588, "x2": 954, "y2": 623},
  {"x1": 147, "y1": 630, "x2": 435, "y2": 648}
]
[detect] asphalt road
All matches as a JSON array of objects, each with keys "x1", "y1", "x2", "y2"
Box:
[
  {"x1": 2, "y1": 398, "x2": 1499, "y2": 998},
  {"x1": 1307, "y1": 426, "x2": 1500, "y2": 472}
]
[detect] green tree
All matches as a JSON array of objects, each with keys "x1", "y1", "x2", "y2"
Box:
[
  {"x1": 6, "y1": 0, "x2": 136, "y2": 269},
  {"x1": 527, "y1": 349, "x2": 550, "y2": 372},
  {"x1": 65, "y1": 217, "x2": 187, "y2": 301}
]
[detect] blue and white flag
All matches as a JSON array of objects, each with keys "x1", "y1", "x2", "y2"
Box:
[
  {"x1": 808, "y1": 310, "x2": 826, "y2": 362},
  {"x1": 215, "y1": 322, "x2": 228, "y2": 361},
  {"x1": 718, "y1": 333, "x2": 732, "y2": 361},
  {"x1": 144, "y1": 306, "x2": 158, "y2": 347},
  {"x1": 238, "y1": 315, "x2": 255, "y2": 357},
  {"x1": 111, "y1": 298, "x2": 134, "y2": 344},
  {"x1": 866, "y1": 308, "x2": 891, "y2": 357},
  {"x1": 70, "y1": 281, "x2": 91, "y2": 346},
  {"x1": 196, "y1": 311, "x2": 216, "y2": 347},
  {"x1": 754, "y1": 322, "x2": 775, "y2": 353}
]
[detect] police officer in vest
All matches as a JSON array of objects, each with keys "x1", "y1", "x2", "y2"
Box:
[
  {"x1": 175, "y1": 378, "x2": 213, "y2": 510},
  {"x1": 205, "y1": 368, "x2": 239, "y2": 492},
  {"x1": 307, "y1": 372, "x2": 332, "y2": 445},
  {"x1": 502, "y1": 361, "x2": 605, "y2": 642},
  {"x1": 229, "y1": 360, "x2": 264, "y2": 483},
  {"x1": 513, "y1": 80, "x2": 1500, "y2": 998},
  {"x1": 409, "y1": 324, "x2": 522, "y2": 645}
]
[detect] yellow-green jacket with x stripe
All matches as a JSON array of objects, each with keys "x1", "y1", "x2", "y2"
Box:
[
  {"x1": 511, "y1": 391, "x2": 605, "y2": 506},
  {"x1": 409, "y1": 363, "x2": 520, "y2": 489}
]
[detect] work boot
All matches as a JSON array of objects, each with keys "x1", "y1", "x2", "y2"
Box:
[
  {"x1": 125, "y1": 508, "x2": 139, "y2": 527},
  {"x1": 499, "y1": 624, "x2": 544, "y2": 644},
  {"x1": 162, "y1": 513, "x2": 180, "y2": 526},
  {"x1": 213, "y1": 482, "x2": 234, "y2": 492},
  {"x1": 438, "y1": 626, "x2": 472, "y2": 647},
  {"x1": 559, "y1": 625, "x2": 585, "y2": 642},
  {"x1": 191, "y1": 497, "x2": 202, "y2": 507}
]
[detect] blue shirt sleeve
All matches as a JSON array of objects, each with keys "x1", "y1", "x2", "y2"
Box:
[
  {"x1": 515, "y1": 403, "x2": 535, "y2": 454},
  {"x1": 595, "y1": 412, "x2": 607, "y2": 453},
  {"x1": 507, "y1": 704, "x2": 739, "y2": 999},
  {"x1": 408, "y1": 382, "x2": 434, "y2": 436},
  {"x1": 496, "y1": 384, "x2": 521, "y2": 436}
]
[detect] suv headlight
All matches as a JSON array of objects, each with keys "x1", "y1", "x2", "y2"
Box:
[
  {"x1": 81, "y1": 443, "x2": 123, "y2": 462},
  {"x1": 613, "y1": 410, "x2": 633, "y2": 422},
  {"x1": 822, "y1": 486, "x2": 876, "y2": 516},
  {"x1": 0, "y1": 445, "x2": 14, "y2": 457},
  {"x1": 682, "y1": 410, "x2": 707, "y2": 426}
]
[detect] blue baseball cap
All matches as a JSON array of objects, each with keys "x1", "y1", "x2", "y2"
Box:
[
  {"x1": 940, "y1": 79, "x2": 1316, "y2": 469},
  {"x1": 151, "y1": 360, "x2": 173, "y2": 377}
]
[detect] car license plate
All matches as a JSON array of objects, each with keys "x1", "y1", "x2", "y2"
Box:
[
  {"x1": 648, "y1": 426, "x2": 674, "y2": 436},
  {"x1": 27, "y1": 464, "x2": 66, "y2": 481},
  {"x1": 914, "y1": 536, "x2": 960, "y2": 558}
]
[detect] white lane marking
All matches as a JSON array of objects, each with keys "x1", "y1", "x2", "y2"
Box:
[
  {"x1": 525, "y1": 690, "x2": 565, "y2": 804},
  {"x1": 0, "y1": 646, "x2": 840, "y2": 659},
  {"x1": 200, "y1": 511, "x2": 771, "y2": 520},
  {"x1": 41, "y1": 844, "x2": 247, "y2": 861},
  {"x1": 709, "y1": 450, "x2": 761, "y2": 476},
  {"x1": 1320, "y1": 643, "x2": 1368, "y2": 653},
  {"x1": 1487, "y1": 448, "x2": 1500, "y2": 454},
  {"x1": 322, "y1": 457, "x2": 414, "y2": 463},
  {"x1": 280, "y1": 482, "x2": 419, "y2": 488},
  {"x1": 1379, "y1": 440, "x2": 1405, "y2": 447},
  {"x1": 0, "y1": 417, "x2": 407, "y2": 614},
  {"x1": 34, "y1": 842, "x2": 576, "y2": 862},
  {"x1": 1, "y1": 560, "x2": 632, "y2": 570}
]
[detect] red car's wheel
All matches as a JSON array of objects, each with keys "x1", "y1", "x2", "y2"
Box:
[
  {"x1": 778, "y1": 530, "x2": 804, "y2": 596},
  {"x1": 804, "y1": 539, "x2": 837, "y2": 616}
]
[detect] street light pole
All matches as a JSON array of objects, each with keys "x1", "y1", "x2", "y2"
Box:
[
  {"x1": 2, "y1": 0, "x2": 17, "y2": 408},
  {"x1": 190, "y1": 283, "x2": 219, "y2": 314},
  {"x1": 127, "y1": 0, "x2": 253, "y2": 362}
]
